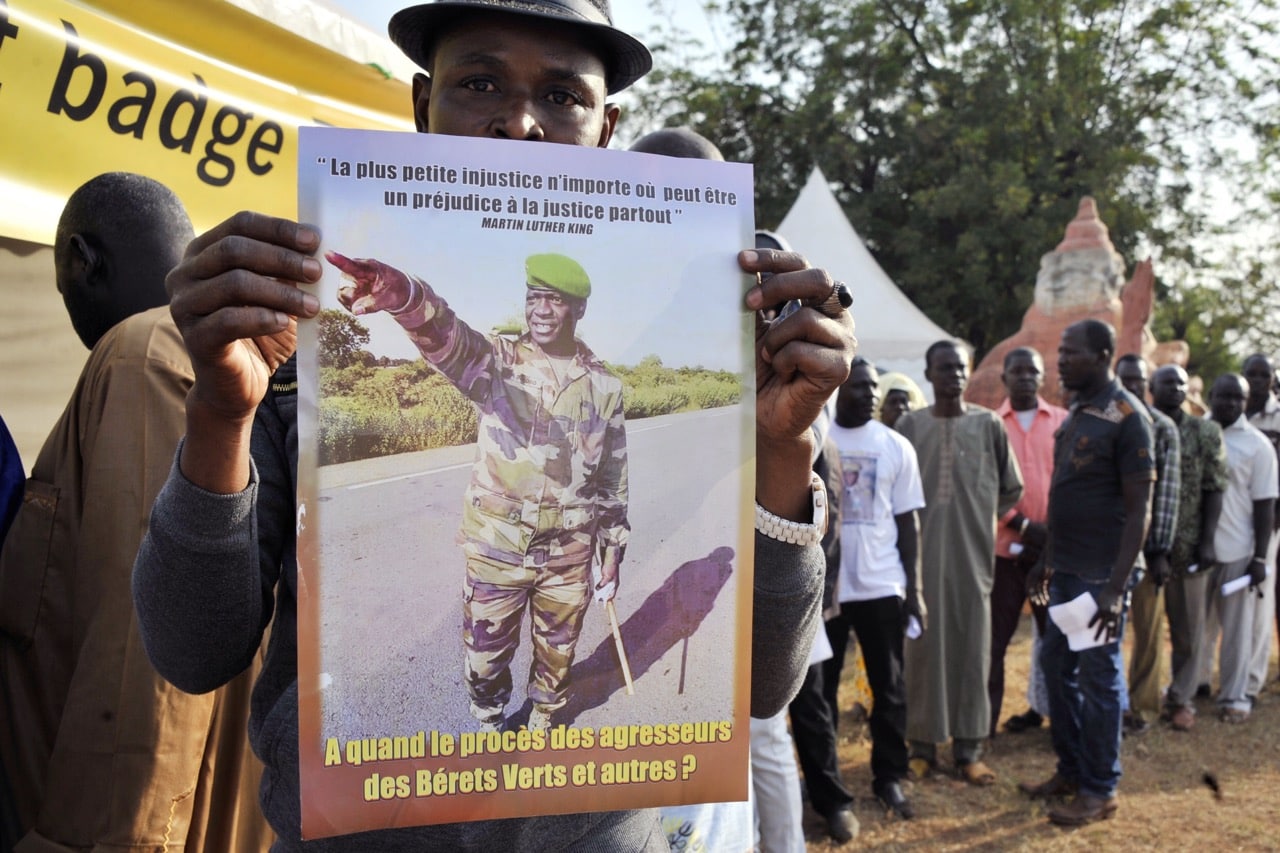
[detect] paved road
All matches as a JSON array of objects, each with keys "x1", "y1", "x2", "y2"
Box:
[{"x1": 311, "y1": 405, "x2": 749, "y2": 741}]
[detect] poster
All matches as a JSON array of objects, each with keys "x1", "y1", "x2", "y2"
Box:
[{"x1": 295, "y1": 127, "x2": 756, "y2": 838}]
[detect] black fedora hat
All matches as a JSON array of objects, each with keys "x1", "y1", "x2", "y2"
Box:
[{"x1": 389, "y1": 0, "x2": 653, "y2": 94}]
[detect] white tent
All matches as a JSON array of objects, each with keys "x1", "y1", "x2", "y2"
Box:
[{"x1": 775, "y1": 167, "x2": 948, "y2": 399}]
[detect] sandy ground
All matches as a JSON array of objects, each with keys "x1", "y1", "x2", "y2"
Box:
[
  {"x1": 803, "y1": 614, "x2": 1280, "y2": 851},
  {"x1": 1, "y1": 238, "x2": 86, "y2": 472}
]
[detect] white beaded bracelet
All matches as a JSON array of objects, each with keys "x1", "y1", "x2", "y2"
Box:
[{"x1": 755, "y1": 471, "x2": 827, "y2": 546}]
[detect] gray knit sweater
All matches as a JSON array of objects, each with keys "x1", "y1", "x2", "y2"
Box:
[{"x1": 132, "y1": 359, "x2": 822, "y2": 851}]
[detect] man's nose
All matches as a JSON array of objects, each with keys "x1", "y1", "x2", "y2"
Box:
[{"x1": 491, "y1": 98, "x2": 545, "y2": 141}]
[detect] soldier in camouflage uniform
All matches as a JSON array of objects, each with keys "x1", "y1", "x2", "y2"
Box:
[{"x1": 329, "y1": 250, "x2": 628, "y2": 731}]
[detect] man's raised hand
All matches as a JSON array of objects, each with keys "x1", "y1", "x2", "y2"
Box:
[
  {"x1": 167, "y1": 212, "x2": 321, "y2": 424},
  {"x1": 166, "y1": 212, "x2": 321, "y2": 493},
  {"x1": 327, "y1": 251, "x2": 415, "y2": 316},
  {"x1": 741, "y1": 248, "x2": 856, "y2": 444}
]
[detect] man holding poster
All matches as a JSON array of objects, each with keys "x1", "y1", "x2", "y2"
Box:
[
  {"x1": 327, "y1": 249, "x2": 628, "y2": 732},
  {"x1": 133, "y1": 0, "x2": 856, "y2": 847}
]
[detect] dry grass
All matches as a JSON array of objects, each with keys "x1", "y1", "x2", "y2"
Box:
[{"x1": 802, "y1": 618, "x2": 1280, "y2": 851}]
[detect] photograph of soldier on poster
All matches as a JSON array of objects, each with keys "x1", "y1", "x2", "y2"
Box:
[{"x1": 294, "y1": 128, "x2": 756, "y2": 829}]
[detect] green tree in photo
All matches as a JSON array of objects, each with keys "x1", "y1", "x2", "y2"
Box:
[{"x1": 317, "y1": 309, "x2": 371, "y2": 369}]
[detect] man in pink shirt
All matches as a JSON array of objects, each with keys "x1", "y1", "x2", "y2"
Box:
[{"x1": 989, "y1": 347, "x2": 1068, "y2": 735}]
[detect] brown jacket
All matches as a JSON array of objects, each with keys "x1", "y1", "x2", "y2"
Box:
[{"x1": 0, "y1": 307, "x2": 271, "y2": 851}]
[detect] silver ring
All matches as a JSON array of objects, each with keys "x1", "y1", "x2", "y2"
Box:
[{"x1": 813, "y1": 281, "x2": 851, "y2": 318}]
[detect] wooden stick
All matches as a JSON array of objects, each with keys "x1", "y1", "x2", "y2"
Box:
[{"x1": 606, "y1": 600, "x2": 635, "y2": 695}]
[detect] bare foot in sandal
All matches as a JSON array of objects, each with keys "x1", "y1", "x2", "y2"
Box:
[
  {"x1": 959, "y1": 760, "x2": 997, "y2": 786},
  {"x1": 908, "y1": 757, "x2": 934, "y2": 781}
]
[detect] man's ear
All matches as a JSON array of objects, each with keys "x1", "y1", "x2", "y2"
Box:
[
  {"x1": 412, "y1": 72, "x2": 432, "y2": 133},
  {"x1": 597, "y1": 102, "x2": 622, "y2": 148},
  {"x1": 574, "y1": 300, "x2": 587, "y2": 320},
  {"x1": 67, "y1": 234, "x2": 101, "y2": 287}
]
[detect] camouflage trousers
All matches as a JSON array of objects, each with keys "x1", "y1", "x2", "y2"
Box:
[{"x1": 463, "y1": 555, "x2": 592, "y2": 723}]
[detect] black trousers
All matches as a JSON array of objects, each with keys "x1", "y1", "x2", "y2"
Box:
[
  {"x1": 788, "y1": 662, "x2": 852, "y2": 816},
  {"x1": 790, "y1": 595, "x2": 908, "y2": 813},
  {"x1": 988, "y1": 555, "x2": 1048, "y2": 735}
]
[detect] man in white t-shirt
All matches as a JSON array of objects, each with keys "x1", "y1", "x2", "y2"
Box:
[
  {"x1": 1207, "y1": 373, "x2": 1278, "y2": 723},
  {"x1": 791, "y1": 357, "x2": 926, "y2": 832}
]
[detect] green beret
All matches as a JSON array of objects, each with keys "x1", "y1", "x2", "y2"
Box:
[{"x1": 525, "y1": 253, "x2": 591, "y2": 300}]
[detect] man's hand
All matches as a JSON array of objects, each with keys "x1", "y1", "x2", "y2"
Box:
[
  {"x1": 327, "y1": 251, "x2": 418, "y2": 317},
  {"x1": 1022, "y1": 521, "x2": 1048, "y2": 551},
  {"x1": 1249, "y1": 556, "x2": 1267, "y2": 591},
  {"x1": 743, "y1": 249, "x2": 856, "y2": 445},
  {"x1": 595, "y1": 544, "x2": 623, "y2": 604},
  {"x1": 1026, "y1": 559, "x2": 1052, "y2": 607},
  {"x1": 1197, "y1": 539, "x2": 1218, "y2": 576},
  {"x1": 1016, "y1": 521, "x2": 1048, "y2": 569},
  {"x1": 168, "y1": 212, "x2": 322, "y2": 423},
  {"x1": 1015, "y1": 544, "x2": 1043, "y2": 571},
  {"x1": 743, "y1": 249, "x2": 856, "y2": 522},
  {"x1": 1148, "y1": 552, "x2": 1172, "y2": 587},
  {"x1": 1088, "y1": 584, "x2": 1126, "y2": 643},
  {"x1": 904, "y1": 586, "x2": 928, "y2": 634},
  {"x1": 168, "y1": 212, "x2": 321, "y2": 494}
]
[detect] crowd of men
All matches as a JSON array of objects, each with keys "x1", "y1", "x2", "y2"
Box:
[
  {"x1": 0, "y1": 0, "x2": 1277, "y2": 850},
  {"x1": 798, "y1": 323, "x2": 1279, "y2": 841}
]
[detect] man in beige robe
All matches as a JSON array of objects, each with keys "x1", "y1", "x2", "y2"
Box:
[{"x1": 898, "y1": 340, "x2": 1022, "y2": 784}]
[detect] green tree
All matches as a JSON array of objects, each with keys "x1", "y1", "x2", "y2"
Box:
[
  {"x1": 317, "y1": 308, "x2": 372, "y2": 369},
  {"x1": 1154, "y1": 249, "x2": 1280, "y2": 381},
  {"x1": 629, "y1": 0, "x2": 1280, "y2": 357}
]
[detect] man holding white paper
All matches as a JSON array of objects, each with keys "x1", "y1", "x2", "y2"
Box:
[
  {"x1": 1206, "y1": 373, "x2": 1277, "y2": 724},
  {"x1": 1020, "y1": 319, "x2": 1153, "y2": 827}
]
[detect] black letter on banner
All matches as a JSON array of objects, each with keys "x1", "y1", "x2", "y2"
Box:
[
  {"x1": 47, "y1": 21, "x2": 106, "y2": 121},
  {"x1": 197, "y1": 104, "x2": 250, "y2": 187},
  {"x1": 0, "y1": 0, "x2": 19, "y2": 54},
  {"x1": 159, "y1": 73, "x2": 208, "y2": 154},
  {"x1": 246, "y1": 122, "x2": 283, "y2": 176},
  {"x1": 107, "y1": 70, "x2": 156, "y2": 138}
]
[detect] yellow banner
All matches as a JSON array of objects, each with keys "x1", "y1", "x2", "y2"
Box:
[{"x1": 0, "y1": 0, "x2": 412, "y2": 244}]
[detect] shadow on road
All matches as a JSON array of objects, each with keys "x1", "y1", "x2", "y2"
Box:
[{"x1": 553, "y1": 546, "x2": 735, "y2": 726}]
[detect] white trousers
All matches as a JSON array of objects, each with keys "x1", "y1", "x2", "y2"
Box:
[
  {"x1": 1246, "y1": 538, "x2": 1279, "y2": 694},
  {"x1": 1214, "y1": 556, "x2": 1257, "y2": 711},
  {"x1": 1026, "y1": 618, "x2": 1051, "y2": 717},
  {"x1": 750, "y1": 712, "x2": 805, "y2": 853}
]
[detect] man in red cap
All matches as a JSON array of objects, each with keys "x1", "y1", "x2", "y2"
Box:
[{"x1": 133, "y1": 1, "x2": 857, "y2": 850}]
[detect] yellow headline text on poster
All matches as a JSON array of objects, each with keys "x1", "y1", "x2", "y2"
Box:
[
  {"x1": 0, "y1": 0, "x2": 411, "y2": 244},
  {"x1": 319, "y1": 722, "x2": 734, "y2": 804}
]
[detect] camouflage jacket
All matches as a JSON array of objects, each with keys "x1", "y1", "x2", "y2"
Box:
[
  {"x1": 396, "y1": 278, "x2": 629, "y2": 569},
  {"x1": 1169, "y1": 410, "x2": 1228, "y2": 573}
]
